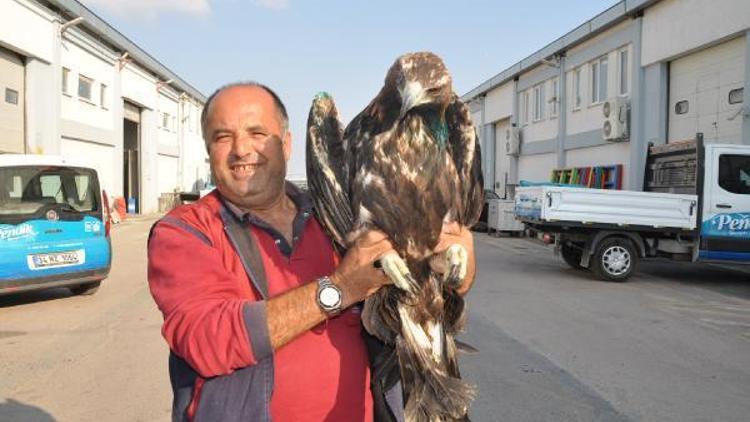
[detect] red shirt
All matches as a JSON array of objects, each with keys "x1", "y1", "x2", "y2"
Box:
[{"x1": 148, "y1": 190, "x2": 373, "y2": 421}]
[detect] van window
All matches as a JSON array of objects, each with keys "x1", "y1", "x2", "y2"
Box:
[
  {"x1": 0, "y1": 166, "x2": 99, "y2": 222},
  {"x1": 718, "y1": 155, "x2": 750, "y2": 195}
]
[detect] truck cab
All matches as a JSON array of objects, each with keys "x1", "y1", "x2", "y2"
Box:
[{"x1": 699, "y1": 144, "x2": 750, "y2": 261}]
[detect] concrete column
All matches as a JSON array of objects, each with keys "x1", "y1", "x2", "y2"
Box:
[
  {"x1": 743, "y1": 30, "x2": 750, "y2": 145},
  {"x1": 557, "y1": 55, "x2": 568, "y2": 169},
  {"x1": 25, "y1": 59, "x2": 60, "y2": 155},
  {"x1": 24, "y1": 21, "x2": 60, "y2": 155},
  {"x1": 642, "y1": 63, "x2": 668, "y2": 146},
  {"x1": 111, "y1": 61, "x2": 125, "y2": 198},
  {"x1": 509, "y1": 78, "x2": 520, "y2": 196},
  {"x1": 628, "y1": 16, "x2": 647, "y2": 191},
  {"x1": 140, "y1": 108, "x2": 158, "y2": 213},
  {"x1": 483, "y1": 122, "x2": 496, "y2": 191}
]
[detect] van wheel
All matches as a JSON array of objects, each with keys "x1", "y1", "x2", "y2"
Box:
[
  {"x1": 561, "y1": 243, "x2": 585, "y2": 270},
  {"x1": 70, "y1": 281, "x2": 101, "y2": 296},
  {"x1": 591, "y1": 238, "x2": 637, "y2": 282}
]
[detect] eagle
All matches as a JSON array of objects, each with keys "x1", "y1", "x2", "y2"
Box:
[{"x1": 306, "y1": 52, "x2": 484, "y2": 421}]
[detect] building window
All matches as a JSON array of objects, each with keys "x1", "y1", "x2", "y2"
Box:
[
  {"x1": 729, "y1": 88, "x2": 744, "y2": 105},
  {"x1": 78, "y1": 75, "x2": 93, "y2": 101},
  {"x1": 5, "y1": 88, "x2": 18, "y2": 105},
  {"x1": 522, "y1": 90, "x2": 530, "y2": 125},
  {"x1": 533, "y1": 84, "x2": 545, "y2": 121},
  {"x1": 675, "y1": 100, "x2": 689, "y2": 115},
  {"x1": 100, "y1": 84, "x2": 108, "y2": 109},
  {"x1": 718, "y1": 154, "x2": 750, "y2": 195},
  {"x1": 591, "y1": 56, "x2": 608, "y2": 104},
  {"x1": 162, "y1": 112, "x2": 170, "y2": 129},
  {"x1": 550, "y1": 78, "x2": 559, "y2": 117},
  {"x1": 573, "y1": 68, "x2": 582, "y2": 109},
  {"x1": 62, "y1": 68, "x2": 71, "y2": 96},
  {"x1": 619, "y1": 49, "x2": 629, "y2": 95}
]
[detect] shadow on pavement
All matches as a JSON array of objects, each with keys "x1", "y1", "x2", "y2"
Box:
[
  {"x1": 0, "y1": 398, "x2": 56, "y2": 422},
  {"x1": 0, "y1": 287, "x2": 74, "y2": 309},
  {"x1": 638, "y1": 260, "x2": 750, "y2": 300}
]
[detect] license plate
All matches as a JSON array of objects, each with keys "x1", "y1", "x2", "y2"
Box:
[{"x1": 27, "y1": 250, "x2": 85, "y2": 270}]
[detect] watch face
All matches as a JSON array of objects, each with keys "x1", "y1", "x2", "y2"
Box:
[{"x1": 319, "y1": 286, "x2": 340, "y2": 308}]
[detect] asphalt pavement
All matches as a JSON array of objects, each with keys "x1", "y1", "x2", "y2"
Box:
[{"x1": 1, "y1": 219, "x2": 749, "y2": 421}]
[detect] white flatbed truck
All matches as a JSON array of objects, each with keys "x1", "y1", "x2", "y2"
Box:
[{"x1": 514, "y1": 134, "x2": 750, "y2": 281}]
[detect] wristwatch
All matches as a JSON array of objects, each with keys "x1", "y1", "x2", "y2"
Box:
[{"x1": 316, "y1": 276, "x2": 343, "y2": 315}]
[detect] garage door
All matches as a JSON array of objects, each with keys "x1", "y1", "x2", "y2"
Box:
[
  {"x1": 61, "y1": 138, "x2": 115, "y2": 196},
  {"x1": 0, "y1": 47, "x2": 24, "y2": 153},
  {"x1": 157, "y1": 154, "x2": 179, "y2": 195},
  {"x1": 669, "y1": 36, "x2": 746, "y2": 144}
]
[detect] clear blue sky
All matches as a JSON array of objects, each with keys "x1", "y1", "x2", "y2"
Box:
[{"x1": 84, "y1": 0, "x2": 617, "y2": 178}]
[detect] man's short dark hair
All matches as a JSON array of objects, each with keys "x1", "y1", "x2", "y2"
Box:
[{"x1": 200, "y1": 81, "x2": 289, "y2": 145}]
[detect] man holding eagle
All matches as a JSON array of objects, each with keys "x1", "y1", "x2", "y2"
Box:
[{"x1": 148, "y1": 52, "x2": 483, "y2": 421}]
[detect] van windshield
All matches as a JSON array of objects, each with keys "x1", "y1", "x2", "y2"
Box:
[{"x1": 0, "y1": 165, "x2": 100, "y2": 222}]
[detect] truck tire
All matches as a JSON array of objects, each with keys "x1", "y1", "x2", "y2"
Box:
[
  {"x1": 591, "y1": 237, "x2": 637, "y2": 282},
  {"x1": 561, "y1": 243, "x2": 585, "y2": 270},
  {"x1": 69, "y1": 281, "x2": 101, "y2": 296}
]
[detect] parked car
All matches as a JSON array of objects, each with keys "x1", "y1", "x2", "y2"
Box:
[
  {"x1": 0, "y1": 155, "x2": 111, "y2": 296},
  {"x1": 471, "y1": 190, "x2": 500, "y2": 232}
]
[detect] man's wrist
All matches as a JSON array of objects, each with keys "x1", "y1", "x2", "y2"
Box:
[{"x1": 328, "y1": 272, "x2": 366, "y2": 308}]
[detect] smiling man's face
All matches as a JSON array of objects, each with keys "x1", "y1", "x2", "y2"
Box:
[{"x1": 204, "y1": 85, "x2": 291, "y2": 210}]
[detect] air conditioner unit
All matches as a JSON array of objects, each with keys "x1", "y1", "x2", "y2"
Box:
[
  {"x1": 602, "y1": 97, "x2": 629, "y2": 141},
  {"x1": 506, "y1": 127, "x2": 521, "y2": 156}
]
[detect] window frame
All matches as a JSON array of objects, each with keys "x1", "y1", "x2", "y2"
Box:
[
  {"x1": 5, "y1": 88, "x2": 19, "y2": 105},
  {"x1": 533, "y1": 84, "x2": 545, "y2": 122},
  {"x1": 100, "y1": 84, "x2": 108, "y2": 109},
  {"x1": 522, "y1": 90, "x2": 530, "y2": 126},
  {"x1": 590, "y1": 55, "x2": 608, "y2": 105},
  {"x1": 78, "y1": 74, "x2": 94, "y2": 103},
  {"x1": 728, "y1": 87, "x2": 744, "y2": 105},
  {"x1": 62, "y1": 67, "x2": 71, "y2": 97},
  {"x1": 618, "y1": 48, "x2": 629, "y2": 96},
  {"x1": 550, "y1": 78, "x2": 559, "y2": 117},
  {"x1": 718, "y1": 154, "x2": 750, "y2": 196},
  {"x1": 572, "y1": 67, "x2": 582, "y2": 111}
]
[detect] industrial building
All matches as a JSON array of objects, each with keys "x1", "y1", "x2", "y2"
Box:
[
  {"x1": 0, "y1": 0, "x2": 208, "y2": 213},
  {"x1": 464, "y1": 0, "x2": 750, "y2": 198}
]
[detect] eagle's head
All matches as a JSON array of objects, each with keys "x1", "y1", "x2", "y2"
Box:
[{"x1": 387, "y1": 52, "x2": 453, "y2": 118}]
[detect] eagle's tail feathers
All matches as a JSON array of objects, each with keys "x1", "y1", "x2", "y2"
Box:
[
  {"x1": 397, "y1": 306, "x2": 475, "y2": 421},
  {"x1": 397, "y1": 333, "x2": 476, "y2": 421}
]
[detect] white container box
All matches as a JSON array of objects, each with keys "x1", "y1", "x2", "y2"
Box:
[{"x1": 488, "y1": 199, "x2": 525, "y2": 233}]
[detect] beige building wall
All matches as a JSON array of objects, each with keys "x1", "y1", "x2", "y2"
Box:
[{"x1": 0, "y1": 48, "x2": 25, "y2": 153}]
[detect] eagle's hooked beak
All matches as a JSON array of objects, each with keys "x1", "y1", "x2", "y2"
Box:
[{"x1": 399, "y1": 81, "x2": 424, "y2": 118}]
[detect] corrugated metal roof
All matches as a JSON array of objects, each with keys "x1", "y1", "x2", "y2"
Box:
[
  {"x1": 45, "y1": 0, "x2": 206, "y2": 102},
  {"x1": 462, "y1": 0, "x2": 660, "y2": 102}
]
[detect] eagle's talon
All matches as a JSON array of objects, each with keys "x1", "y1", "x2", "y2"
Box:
[
  {"x1": 443, "y1": 244, "x2": 468, "y2": 288},
  {"x1": 379, "y1": 253, "x2": 418, "y2": 294}
]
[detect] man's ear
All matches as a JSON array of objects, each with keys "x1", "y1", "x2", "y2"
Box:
[{"x1": 283, "y1": 131, "x2": 292, "y2": 161}]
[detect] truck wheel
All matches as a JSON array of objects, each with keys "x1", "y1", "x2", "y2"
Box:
[
  {"x1": 561, "y1": 243, "x2": 584, "y2": 270},
  {"x1": 591, "y1": 238, "x2": 637, "y2": 282},
  {"x1": 69, "y1": 281, "x2": 101, "y2": 296}
]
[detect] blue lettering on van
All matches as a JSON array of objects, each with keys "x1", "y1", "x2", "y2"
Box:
[{"x1": 702, "y1": 213, "x2": 750, "y2": 238}]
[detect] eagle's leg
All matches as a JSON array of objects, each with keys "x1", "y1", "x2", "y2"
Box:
[
  {"x1": 442, "y1": 244, "x2": 468, "y2": 288},
  {"x1": 378, "y1": 252, "x2": 419, "y2": 294}
]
